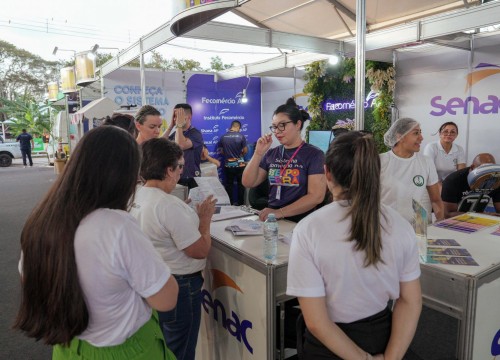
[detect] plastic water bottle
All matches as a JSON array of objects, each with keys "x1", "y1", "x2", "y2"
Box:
[{"x1": 263, "y1": 213, "x2": 278, "y2": 261}]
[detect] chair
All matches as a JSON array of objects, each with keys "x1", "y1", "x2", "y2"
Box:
[{"x1": 248, "y1": 179, "x2": 269, "y2": 210}]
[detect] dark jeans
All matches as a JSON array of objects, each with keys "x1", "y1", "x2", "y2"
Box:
[
  {"x1": 159, "y1": 272, "x2": 203, "y2": 360},
  {"x1": 224, "y1": 166, "x2": 245, "y2": 205},
  {"x1": 21, "y1": 148, "x2": 33, "y2": 166},
  {"x1": 303, "y1": 306, "x2": 392, "y2": 359}
]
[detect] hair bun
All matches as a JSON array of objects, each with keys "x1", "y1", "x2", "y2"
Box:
[
  {"x1": 300, "y1": 109, "x2": 310, "y2": 121},
  {"x1": 285, "y1": 97, "x2": 297, "y2": 107}
]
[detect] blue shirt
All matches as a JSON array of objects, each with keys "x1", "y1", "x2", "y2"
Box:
[
  {"x1": 16, "y1": 133, "x2": 33, "y2": 150},
  {"x1": 218, "y1": 131, "x2": 247, "y2": 166},
  {"x1": 169, "y1": 127, "x2": 203, "y2": 179}
]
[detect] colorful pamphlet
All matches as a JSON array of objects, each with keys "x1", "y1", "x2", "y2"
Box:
[
  {"x1": 427, "y1": 238, "x2": 461, "y2": 247},
  {"x1": 491, "y1": 227, "x2": 500, "y2": 236},
  {"x1": 434, "y1": 214, "x2": 500, "y2": 233},
  {"x1": 427, "y1": 247, "x2": 471, "y2": 257},
  {"x1": 422, "y1": 255, "x2": 478, "y2": 266}
]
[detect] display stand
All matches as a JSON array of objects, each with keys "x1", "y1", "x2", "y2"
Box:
[
  {"x1": 196, "y1": 215, "x2": 295, "y2": 360},
  {"x1": 424, "y1": 213, "x2": 500, "y2": 359}
]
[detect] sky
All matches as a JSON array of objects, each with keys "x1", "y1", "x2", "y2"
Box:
[{"x1": 0, "y1": 0, "x2": 281, "y2": 68}]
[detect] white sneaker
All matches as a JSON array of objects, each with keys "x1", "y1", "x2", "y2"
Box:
[{"x1": 23, "y1": 165, "x2": 26, "y2": 168}]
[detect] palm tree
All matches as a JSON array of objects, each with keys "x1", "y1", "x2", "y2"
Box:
[{"x1": 0, "y1": 96, "x2": 53, "y2": 137}]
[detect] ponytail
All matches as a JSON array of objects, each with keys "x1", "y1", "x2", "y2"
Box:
[{"x1": 325, "y1": 132, "x2": 383, "y2": 266}]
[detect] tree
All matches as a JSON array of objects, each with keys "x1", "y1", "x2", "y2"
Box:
[
  {"x1": 0, "y1": 40, "x2": 59, "y2": 102},
  {"x1": 210, "y1": 56, "x2": 233, "y2": 71},
  {"x1": 0, "y1": 96, "x2": 53, "y2": 138}
]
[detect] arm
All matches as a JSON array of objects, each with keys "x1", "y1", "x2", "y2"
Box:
[
  {"x1": 456, "y1": 163, "x2": 466, "y2": 171},
  {"x1": 299, "y1": 297, "x2": 369, "y2": 359},
  {"x1": 242, "y1": 145, "x2": 248, "y2": 156},
  {"x1": 242, "y1": 134, "x2": 273, "y2": 188},
  {"x1": 258, "y1": 173, "x2": 326, "y2": 221},
  {"x1": 146, "y1": 275, "x2": 179, "y2": 312},
  {"x1": 427, "y1": 183, "x2": 445, "y2": 221},
  {"x1": 183, "y1": 195, "x2": 216, "y2": 259},
  {"x1": 175, "y1": 127, "x2": 193, "y2": 150},
  {"x1": 443, "y1": 201, "x2": 462, "y2": 218},
  {"x1": 162, "y1": 108, "x2": 176, "y2": 139},
  {"x1": 384, "y1": 279, "x2": 422, "y2": 360}
]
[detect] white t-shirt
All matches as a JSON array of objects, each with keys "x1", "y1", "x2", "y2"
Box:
[
  {"x1": 286, "y1": 202, "x2": 420, "y2": 323},
  {"x1": 75, "y1": 209, "x2": 171, "y2": 346},
  {"x1": 423, "y1": 141, "x2": 466, "y2": 181},
  {"x1": 130, "y1": 186, "x2": 206, "y2": 275},
  {"x1": 380, "y1": 151, "x2": 439, "y2": 223}
]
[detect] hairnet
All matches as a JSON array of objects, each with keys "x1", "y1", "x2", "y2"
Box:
[{"x1": 383, "y1": 118, "x2": 420, "y2": 148}]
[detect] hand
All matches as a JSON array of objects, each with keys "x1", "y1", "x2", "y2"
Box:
[
  {"x1": 197, "y1": 195, "x2": 217, "y2": 221},
  {"x1": 258, "y1": 207, "x2": 276, "y2": 222},
  {"x1": 170, "y1": 108, "x2": 177, "y2": 127},
  {"x1": 175, "y1": 108, "x2": 186, "y2": 128},
  {"x1": 373, "y1": 354, "x2": 384, "y2": 360},
  {"x1": 255, "y1": 133, "x2": 273, "y2": 156}
]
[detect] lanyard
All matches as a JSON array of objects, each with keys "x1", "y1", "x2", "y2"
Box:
[{"x1": 279, "y1": 141, "x2": 304, "y2": 177}]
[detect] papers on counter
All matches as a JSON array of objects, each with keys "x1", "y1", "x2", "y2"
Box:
[
  {"x1": 225, "y1": 219, "x2": 263, "y2": 236},
  {"x1": 212, "y1": 206, "x2": 253, "y2": 222}
]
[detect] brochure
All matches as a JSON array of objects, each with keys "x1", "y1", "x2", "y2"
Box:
[
  {"x1": 434, "y1": 214, "x2": 500, "y2": 233},
  {"x1": 189, "y1": 177, "x2": 231, "y2": 208},
  {"x1": 212, "y1": 206, "x2": 252, "y2": 222},
  {"x1": 225, "y1": 219, "x2": 263, "y2": 236},
  {"x1": 422, "y1": 255, "x2": 478, "y2": 266},
  {"x1": 427, "y1": 238, "x2": 461, "y2": 247},
  {"x1": 427, "y1": 247, "x2": 471, "y2": 257}
]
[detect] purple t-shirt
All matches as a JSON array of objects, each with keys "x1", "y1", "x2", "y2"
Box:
[
  {"x1": 259, "y1": 142, "x2": 325, "y2": 208},
  {"x1": 169, "y1": 127, "x2": 203, "y2": 178},
  {"x1": 218, "y1": 131, "x2": 247, "y2": 165}
]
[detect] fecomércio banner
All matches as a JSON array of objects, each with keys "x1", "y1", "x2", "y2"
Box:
[{"x1": 187, "y1": 74, "x2": 261, "y2": 165}]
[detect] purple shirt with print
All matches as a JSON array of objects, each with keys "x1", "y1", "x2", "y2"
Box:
[
  {"x1": 259, "y1": 142, "x2": 325, "y2": 208},
  {"x1": 218, "y1": 131, "x2": 247, "y2": 162},
  {"x1": 169, "y1": 127, "x2": 203, "y2": 179}
]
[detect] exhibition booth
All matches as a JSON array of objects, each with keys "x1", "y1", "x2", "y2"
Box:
[{"x1": 88, "y1": 1, "x2": 500, "y2": 359}]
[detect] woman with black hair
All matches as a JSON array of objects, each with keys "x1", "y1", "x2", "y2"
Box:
[
  {"x1": 287, "y1": 131, "x2": 422, "y2": 359},
  {"x1": 14, "y1": 126, "x2": 178, "y2": 359},
  {"x1": 131, "y1": 138, "x2": 216, "y2": 360},
  {"x1": 242, "y1": 98, "x2": 326, "y2": 222}
]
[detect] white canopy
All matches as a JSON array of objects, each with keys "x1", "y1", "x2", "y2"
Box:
[{"x1": 70, "y1": 97, "x2": 118, "y2": 125}]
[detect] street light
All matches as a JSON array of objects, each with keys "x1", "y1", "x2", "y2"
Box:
[{"x1": 52, "y1": 47, "x2": 76, "y2": 57}]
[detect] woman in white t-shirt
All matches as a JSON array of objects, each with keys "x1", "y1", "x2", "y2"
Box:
[
  {"x1": 14, "y1": 126, "x2": 179, "y2": 359},
  {"x1": 287, "y1": 131, "x2": 422, "y2": 360},
  {"x1": 131, "y1": 138, "x2": 216, "y2": 360},
  {"x1": 380, "y1": 117, "x2": 445, "y2": 223},
  {"x1": 423, "y1": 121, "x2": 466, "y2": 182}
]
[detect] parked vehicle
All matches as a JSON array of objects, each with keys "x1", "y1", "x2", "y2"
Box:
[{"x1": 0, "y1": 135, "x2": 22, "y2": 167}]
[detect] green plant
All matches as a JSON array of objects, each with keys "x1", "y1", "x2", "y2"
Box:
[{"x1": 303, "y1": 58, "x2": 394, "y2": 152}]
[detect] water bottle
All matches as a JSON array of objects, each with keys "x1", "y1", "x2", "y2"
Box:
[{"x1": 263, "y1": 213, "x2": 278, "y2": 261}]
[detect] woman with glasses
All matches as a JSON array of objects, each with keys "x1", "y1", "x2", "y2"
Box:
[
  {"x1": 130, "y1": 138, "x2": 216, "y2": 360},
  {"x1": 243, "y1": 98, "x2": 326, "y2": 223},
  {"x1": 423, "y1": 121, "x2": 466, "y2": 182},
  {"x1": 380, "y1": 118, "x2": 445, "y2": 223},
  {"x1": 15, "y1": 126, "x2": 179, "y2": 360}
]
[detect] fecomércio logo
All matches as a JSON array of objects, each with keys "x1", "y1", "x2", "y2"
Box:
[
  {"x1": 430, "y1": 63, "x2": 500, "y2": 116},
  {"x1": 201, "y1": 269, "x2": 254, "y2": 354}
]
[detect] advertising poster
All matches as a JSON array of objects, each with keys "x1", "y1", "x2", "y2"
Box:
[
  {"x1": 196, "y1": 246, "x2": 267, "y2": 359},
  {"x1": 187, "y1": 74, "x2": 261, "y2": 177},
  {"x1": 396, "y1": 43, "x2": 500, "y2": 163}
]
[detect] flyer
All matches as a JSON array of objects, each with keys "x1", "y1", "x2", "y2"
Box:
[
  {"x1": 427, "y1": 247, "x2": 471, "y2": 257},
  {"x1": 422, "y1": 255, "x2": 478, "y2": 266},
  {"x1": 427, "y1": 238, "x2": 461, "y2": 246}
]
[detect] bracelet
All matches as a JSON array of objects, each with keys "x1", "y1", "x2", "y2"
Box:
[{"x1": 279, "y1": 208, "x2": 285, "y2": 219}]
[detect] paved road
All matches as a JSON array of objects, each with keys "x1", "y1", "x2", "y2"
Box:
[{"x1": 0, "y1": 161, "x2": 55, "y2": 359}]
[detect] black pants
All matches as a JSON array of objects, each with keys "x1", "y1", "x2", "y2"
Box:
[
  {"x1": 224, "y1": 167, "x2": 245, "y2": 205},
  {"x1": 21, "y1": 148, "x2": 33, "y2": 166},
  {"x1": 178, "y1": 177, "x2": 198, "y2": 190},
  {"x1": 303, "y1": 306, "x2": 392, "y2": 359}
]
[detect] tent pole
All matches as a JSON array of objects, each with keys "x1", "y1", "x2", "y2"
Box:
[{"x1": 354, "y1": 0, "x2": 366, "y2": 130}]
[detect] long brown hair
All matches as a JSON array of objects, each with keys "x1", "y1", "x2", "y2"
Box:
[
  {"x1": 325, "y1": 131, "x2": 383, "y2": 266},
  {"x1": 13, "y1": 126, "x2": 140, "y2": 345}
]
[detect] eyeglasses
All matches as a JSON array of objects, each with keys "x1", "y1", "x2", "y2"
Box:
[
  {"x1": 441, "y1": 131, "x2": 457, "y2": 135},
  {"x1": 269, "y1": 121, "x2": 293, "y2": 133}
]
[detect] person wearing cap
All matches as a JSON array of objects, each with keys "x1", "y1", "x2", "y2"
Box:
[
  {"x1": 441, "y1": 153, "x2": 500, "y2": 218},
  {"x1": 380, "y1": 118, "x2": 444, "y2": 223}
]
